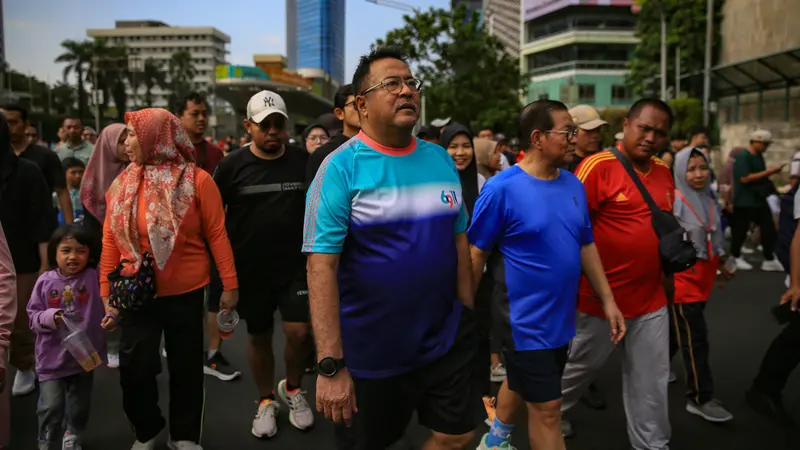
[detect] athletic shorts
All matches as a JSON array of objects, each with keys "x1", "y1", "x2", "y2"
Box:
[
  {"x1": 336, "y1": 310, "x2": 483, "y2": 449},
  {"x1": 236, "y1": 271, "x2": 310, "y2": 335},
  {"x1": 505, "y1": 345, "x2": 569, "y2": 404}
]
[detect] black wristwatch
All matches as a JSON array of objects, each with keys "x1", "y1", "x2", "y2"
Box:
[{"x1": 316, "y1": 357, "x2": 346, "y2": 377}]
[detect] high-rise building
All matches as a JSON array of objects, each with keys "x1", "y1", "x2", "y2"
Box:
[
  {"x1": 286, "y1": 0, "x2": 298, "y2": 70},
  {"x1": 87, "y1": 21, "x2": 230, "y2": 108},
  {"x1": 521, "y1": 0, "x2": 638, "y2": 109},
  {"x1": 295, "y1": 0, "x2": 345, "y2": 84},
  {"x1": 483, "y1": 0, "x2": 520, "y2": 57}
]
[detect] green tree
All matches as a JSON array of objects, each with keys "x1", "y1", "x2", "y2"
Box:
[
  {"x1": 168, "y1": 51, "x2": 197, "y2": 109},
  {"x1": 141, "y1": 58, "x2": 166, "y2": 107},
  {"x1": 627, "y1": 0, "x2": 724, "y2": 98},
  {"x1": 373, "y1": 5, "x2": 523, "y2": 135},
  {"x1": 55, "y1": 39, "x2": 93, "y2": 120},
  {"x1": 50, "y1": 82, "x2": 77, "y2": 115},
  {"x1": 668, "y1": 97, "x2": 703, "y2": 136}
]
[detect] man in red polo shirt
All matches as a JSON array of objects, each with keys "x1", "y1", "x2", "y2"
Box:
[
  {"x1": 562, "y1": 98, "x2": 674, "y2": 450},
  {"x1": 176, "y1": 92, "x2": 225, "y2": 174}
]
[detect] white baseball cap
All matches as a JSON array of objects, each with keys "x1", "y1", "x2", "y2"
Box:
[
  {"x1": 750, "y1": 129, "x2": 772, "y2": 143},
  {"x1": 246, "y1": 90, "x2": 288, "y2": 123},
  {"x1": 569, "y1": 105, "x2": 607, "y2": 130}
]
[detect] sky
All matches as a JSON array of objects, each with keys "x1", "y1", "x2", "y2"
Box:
[{"x1": 4, "y1": 0, "x2": 449, "y2": 85}]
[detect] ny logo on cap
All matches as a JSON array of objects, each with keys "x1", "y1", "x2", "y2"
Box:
[{"x1": 264, "y1": 96, "x2": 275, "y2": 108}]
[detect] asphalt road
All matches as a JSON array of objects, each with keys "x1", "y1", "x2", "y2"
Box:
[{"x1": 8, "y1": 269, "x2": 800, "y2": 450}]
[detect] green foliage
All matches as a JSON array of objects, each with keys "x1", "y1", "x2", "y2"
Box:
[
  {"x1": 627, "y1": 0, "x2": 724, "y2": 98},
  {"x1": 168, "y1": 51, "x2": 198, "y2": 111},
  {"x1": 373, "y1": 5, "x2": 524, "y2": 135},
  {"x1": 55, "y1": 39, "x2": 93, "y2": 120},
  {"x1": 668, "y1": 97, "x2": 703, "y2": 136},
  {"x1": 599, "y1": 108, "x2": 628, "y2": 146}
]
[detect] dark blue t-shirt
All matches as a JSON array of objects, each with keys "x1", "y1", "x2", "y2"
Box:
[{"x1": 468, "y1": 165, "x2": 593, "y2": 351}]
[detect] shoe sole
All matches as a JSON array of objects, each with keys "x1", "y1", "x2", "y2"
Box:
[
  {"x1": 11, "y1": 384, "x2": 36, "y2": 397},
  {"x1": 251, "y1": 427, "x2": 277, "y2": 439},
  {"x1": 490, "y1": 374, "x2": 506, "y2": 383},
  {"x1": 277, "y1": 381, "x2": 314, "y2": 431},
  {"x1": 686, "y1": 403, "x2": 733, "y2": 423},
  {"x1": 203, "y1": 365, "x2": 241, "y2": 381}
]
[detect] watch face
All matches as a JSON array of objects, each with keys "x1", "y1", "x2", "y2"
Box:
[{"x1": 319, "y1": 358, "x2": 337, "y2": 376}]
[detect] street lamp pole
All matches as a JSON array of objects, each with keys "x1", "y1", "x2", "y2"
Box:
[
  {"x1": 702, "y1": 0, "x2": 714, "y2": 126},
  {"x1": 92, "y1": 56, "x2": 101, "y2": 132}
]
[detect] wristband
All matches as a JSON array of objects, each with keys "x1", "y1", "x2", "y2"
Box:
[{"x1": 105, "y1": 312, "x2": 120, "y2": 323}]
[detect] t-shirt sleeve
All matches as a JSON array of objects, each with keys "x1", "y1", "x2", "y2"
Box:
[
  {"x1": 467, "y1": 185, "x2": 505, "y2": 252},
  {"x1": 793, "y1": 187, "x2": 800, "y2": 220},
  {"x1": 44, "y1": 150, "x2": 67, "y2": 191},
  {"x1": 302, "y1": 157, "x2": 351, "y2": 254}
]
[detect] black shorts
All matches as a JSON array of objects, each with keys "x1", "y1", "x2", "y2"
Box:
[
  {"x1": 337, "y1": 311, "x2": 483, "y2": 449},
  {"x1": 237, "y1": 273, "x2": 310, "y2": 335},
  {"x1": 505, "y1": 345, "x2": 569, "y2": 404}
]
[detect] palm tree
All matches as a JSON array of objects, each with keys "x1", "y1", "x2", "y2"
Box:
[
  {"x1": 55, "y1": 39, "x2": 92, "y2": 120},
  {"x1": 141, "y1": 58, "x2": 166, "y2": 107},
  {"x1": 51, "y1": 82, "x2": 77, "y2": 115},
  {"x1": 168, "y1": 51, "x2": 197, "y2": 109}
]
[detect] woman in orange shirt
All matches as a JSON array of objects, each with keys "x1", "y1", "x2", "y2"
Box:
[
  {"x1": 99, "y1": 108, "x2": 238, "y2": 450},
  {"x1": 671, "y1": 147, "x2": 734, "y2": 424}
]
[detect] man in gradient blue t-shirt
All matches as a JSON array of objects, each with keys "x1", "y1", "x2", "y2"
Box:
[
  {"x1": 469, "y1": 100, "x2": 626, "y2": 450},
  {"x1": 302, "y1": 48, "x2": 480, "y2": 450}
]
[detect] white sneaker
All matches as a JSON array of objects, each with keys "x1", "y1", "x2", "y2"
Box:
[
  {"x1": 490, "y1": 364, "x2": 507, "y2": 383},
  {"x1": 167, "y1": 438, "x2": 203, "y2": 450},
  {"x1": 62, "y1": 431, "x2": 82, "y2": 450},
  {"x1": 741, "y1": 246, "x2": 755, "y2": 255},
  {"x1": 761, "y1": 258, "x2": 784, "y2": 272},
  {"x1": 12, "y1": 369, "x2": 36, "y2": 396},
  {"x1": 735, "y1": 258, "x2": 753, "y2": 271},
  {"x1": 277, "y1": 379, "x2": 315, "y2": 430},
  {"x1": 161, "y1": 348, "x2": 167, "y2": 358},
  {"x1": 131, "y1": 437, "x2": 157, "y2": 450},
  {"x1": 251, "y1": 399, "x2": 279, "y2": 438},
  {"x1": 107, "y1": 352, "x2": 120, "y2": 369}
]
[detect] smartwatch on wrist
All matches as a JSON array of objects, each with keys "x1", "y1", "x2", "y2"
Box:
[{"x1": 316, "y1": 357, "x2": 346, "y2": 377}]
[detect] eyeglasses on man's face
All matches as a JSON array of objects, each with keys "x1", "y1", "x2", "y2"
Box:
[
  {"x1": 361, "y1": 77, "x2": 423, "y2": 96},
  {"x1": 546, "y1": 126, "x2": 579, "y2": 141}
]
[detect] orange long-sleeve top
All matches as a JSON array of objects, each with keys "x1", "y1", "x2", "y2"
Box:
[{"x1": 99, "y1": 169, "x2": 238, "y2": 298}]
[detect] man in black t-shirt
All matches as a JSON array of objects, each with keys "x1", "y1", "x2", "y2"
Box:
[
  {"x1": 305, "y1": 84, "x2": 360, "y2": 186},
  {"x1": 1, "y1": 105, "x2": 73, "y2": 223},
  {"x1": 213, "y1": 90, "x2": 315, "y2": 438}
]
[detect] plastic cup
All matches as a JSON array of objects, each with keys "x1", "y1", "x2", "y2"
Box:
[
  {"x1": 63, "y1": 329, "x2": 102, "y2": 372},
  {"x1": 217, "y1": 310, "x2": 239, "y2": 340},
  {"x1": 723, "y1": 256, "x2": 738, "y2": 274}
]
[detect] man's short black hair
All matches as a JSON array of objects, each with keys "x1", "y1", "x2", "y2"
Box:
[
  {"x1": 334, "y1": 84, "x2": 355, "y2": 110},
  {"x1": 0, "y1": 104, "x2": 28, "y2": 123},
  {"x1": 689, "y1": 125, "x2": 709, "y2": 139},
  {"x1": 62, "y1": 157, "x2": 85, "y2": 171},
  {"x1": 352, "y1": 47, "x2": 409, "y2": 94},
  {"x1": 626, "y1": 98, "x2": 673, "y2": 128},
  {"x1": 517, "y1": 99, "x2": 569, "y2": 148},
  {"x1": 64, "y1": 116, "x2": 82, "y2": 125},
  {"x1": 175, "y1": 92, "x2": 207, "y2": 116}
]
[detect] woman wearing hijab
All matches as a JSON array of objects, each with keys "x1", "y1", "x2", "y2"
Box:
[
  {"x1": 0, "y1": 114, "x2": 54, "y2": 397},
  {"x1": 439, "y1": 124, "x2": 479, "y2": 216},
  {"x1": 301, "y1": 123, "x2": 330, "y2": 154},
  {"x1": 670, "y1": 147, "x2": 735, "y2": 424},
  {"x1": 98, "y1": 108, "x2": 238, "y2": 450},
  {"x1": 80, "y1": 123, "x2": 129, "y2": 236},
  {"x1": 474, "y1": 138, "x2": 502, "y2": 180},
  {"x1": 0, "y1": 223, "x2": 16, "y2": 450},
  {"x1": 79, "y1": 123, "x2": 129, "y2": 368}
]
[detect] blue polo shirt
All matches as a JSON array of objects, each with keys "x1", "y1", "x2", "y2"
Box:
[
  {"x1": 468, "y1": 165, "x2": 593, "y2": 351},
  {"x1": 302, "y1": 131, "x2": 467, "y2": 379}
]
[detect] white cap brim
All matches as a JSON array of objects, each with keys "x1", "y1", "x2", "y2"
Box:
[
  {"x1": 577, "y1": 118, "x2": 607, "y2": 130},
  {"x1": 250, "y1": 108, "x2": 288, "y2": 123}
]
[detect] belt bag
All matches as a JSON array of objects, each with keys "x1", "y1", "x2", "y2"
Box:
[
  {"x1": 610, "y1": 149, "x2": 697, "y2": 274},
  {"x1": 107, "y1": 251, "x2": 158, "y2": 311}
]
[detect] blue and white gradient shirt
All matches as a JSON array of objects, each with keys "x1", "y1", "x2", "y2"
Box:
[{"x1": 303, "y1": 131, "x2": 467, "y2": 379}]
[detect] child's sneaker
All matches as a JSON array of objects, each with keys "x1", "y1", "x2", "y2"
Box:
[
  {"x1": 62, "y1": 431, "x2": 81, "y2": 450},
  {"x1": 107, "y1": 351, "x2": 120, "y2": 368},
  {"x1": 131, "y1": 437, "x2": 157, "y2": 450},
  {"x1": 167, "y1": 438, "x2": 203, "y2": 450}
]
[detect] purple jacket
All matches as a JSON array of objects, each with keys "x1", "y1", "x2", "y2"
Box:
[{"x1": 27, "y1": 267, "x2": 106, "y2": 381}]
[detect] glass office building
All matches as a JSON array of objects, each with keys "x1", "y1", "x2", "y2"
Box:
[{"x1": 296, "y1": 0, "x2": 345, "y2": 84}]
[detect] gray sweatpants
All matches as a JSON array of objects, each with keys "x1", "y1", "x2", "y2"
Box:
[{"x1": 562, "y1": 306, "x2": 670, "y2": 450}]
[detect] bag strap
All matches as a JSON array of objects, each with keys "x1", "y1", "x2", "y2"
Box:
[{"x1": 609, "y1": 148, "x2": 662, "y2": 216}]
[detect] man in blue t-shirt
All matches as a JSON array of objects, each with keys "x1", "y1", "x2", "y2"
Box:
[
  {"x1": 302, "y1": 48, "x2": 480, "y2": 450},
  {"x1": 469, "y1": 100, "x2": 626, "y2": 450}
]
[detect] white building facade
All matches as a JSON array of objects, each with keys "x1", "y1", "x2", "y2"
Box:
[
  {"x1": 483, "y1": 0, "x2": 521, "y2": 58},
  {"x1": 87, "y1": 20, "x2": 230, "y2": 109}
]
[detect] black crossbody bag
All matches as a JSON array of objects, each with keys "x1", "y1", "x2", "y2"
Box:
[{"x1": 610, "y1": 148, "x2": 697, "y2": 274}]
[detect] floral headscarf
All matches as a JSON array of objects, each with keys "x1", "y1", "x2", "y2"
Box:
[
  {"x1": 106, "y1": 108, "x2": 196, "y2": 274},
  {"x1": 80, "y1": 123, "x2": 127, "y2": 224}
]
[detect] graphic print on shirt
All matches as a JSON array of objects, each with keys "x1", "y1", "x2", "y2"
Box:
[{"x1": 59, "y1": 283, "x2": 89, "y2": 322}]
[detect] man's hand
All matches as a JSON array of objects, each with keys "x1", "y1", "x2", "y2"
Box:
[
  {"x1": 316, "y1": 368, "x2": 358, "y2": 426},
  {"x1": 780, "y1": 286, "x2": 800, "y2": 312},
  {"x1": 220, "y1": 289, "x2": 239, "y2": 314},
  {"x1": 770, "y1": 163, "x2": 788, "y2": 174},
  {"x1": 601, "y1": 300, "x2": 627, "y2": 344}
]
